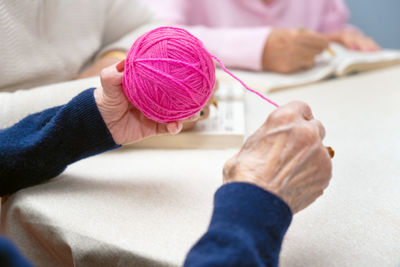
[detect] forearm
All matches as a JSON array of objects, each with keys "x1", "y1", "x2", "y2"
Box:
[
  {"x1": 185, "y1": 182, "x2": 292, "y2": 267},
  {"x1": 0, "y1": 88, "x2": 118, "y2": 196}
]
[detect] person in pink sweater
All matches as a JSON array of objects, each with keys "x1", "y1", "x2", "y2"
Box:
[{"x1": 145, "y1": 0, "x2": 379, "y2": 73}]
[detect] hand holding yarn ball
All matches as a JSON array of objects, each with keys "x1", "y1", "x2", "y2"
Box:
[{"x1": 94, "y1": 61, "x2": 199, "y2": 145}]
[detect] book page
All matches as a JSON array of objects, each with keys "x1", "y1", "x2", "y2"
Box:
[
  {"x1": 216, "y1": 56, "x2": 336, "y2": 93},
  {"x1": 330, "y1": 43, "x2": 400, "y2": 76},
  {"x1": 186, "y1": 100, "x2": 244, "y2": 136},
  {"x1": 216, "y1": 44, "x2": 400, "y2": 93},
  {"x1": 191, "y1": 81, "x2": 244, "y2": 136},
  {"x1": 214, "y1": 80, "x2": 244, "y2": 101}
]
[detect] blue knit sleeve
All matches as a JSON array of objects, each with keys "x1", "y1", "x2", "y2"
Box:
[
  {"x1": 0, "y1": 88, "x2": 119, "y2": 196},
  {"x1": 184, "y1": 182, "x2": 292, "y2": 267}
]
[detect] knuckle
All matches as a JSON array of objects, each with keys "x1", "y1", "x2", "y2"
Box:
[
  {"x1": 223, "y1": 157, "x2": 238, "y2": 180},
  {"x1": 275, "y1": 61, "x2": 292, "y2": 73},
  {"x1": 294, "y1": 123, "x2": 320, "y2": 143},
  {"x1": 243, "y1": 129, "x2": 261, "y2": 149},
  {"x1": 100, "y1": 68, "x2": 112, "y2": 80},
  {"x1": 270, "y1": 107, "x2": 298, "y2": 123}
]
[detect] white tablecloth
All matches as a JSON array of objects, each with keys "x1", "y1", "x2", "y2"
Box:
[{"x1": 1, "y1": 67, "x2": 400, "y2": 266}]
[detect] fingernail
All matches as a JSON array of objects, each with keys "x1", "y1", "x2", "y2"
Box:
[
  {"x1": 176, "y1": 122, "x2": 183, "y2": 133},
  {"x1": 167, "y1": 122, "x2": 182, "y2": 134},
  {"x1": 116, "y1": 60, "x2": 125, "y2": 72}
]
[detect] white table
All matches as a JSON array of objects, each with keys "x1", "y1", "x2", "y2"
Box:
[{"x1": 1, "y1": 67, "x2": 400, "y2": 266}]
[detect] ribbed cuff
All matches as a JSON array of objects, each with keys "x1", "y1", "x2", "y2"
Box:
[
  {"x1": 211, "y1": 182, "x2": 292, "y2": 258},
  {"x1": 55, "y1": 88, "x2": 120, "y2": 162}
]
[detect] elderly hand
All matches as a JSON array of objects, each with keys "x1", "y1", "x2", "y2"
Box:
[
  {"x1": 263, "y1": 28, "x2": 329, "y2": 74},
  {"x1": 94, "y1": 60, "x2": 200, "y2": 145},
  {"x1": 223, "y1": 101, "x2": 332, "y2": 213},
  {"x1": 326, "y1": 28, "x2": 380, "y2": 52}
]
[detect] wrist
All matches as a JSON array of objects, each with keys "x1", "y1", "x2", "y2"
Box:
[
  {"x1": 93, "y1": 87, "x2": 112, "y2": 137},
  {"x1": 224, "y1": 171, "x2": 290, "y2": 210}
]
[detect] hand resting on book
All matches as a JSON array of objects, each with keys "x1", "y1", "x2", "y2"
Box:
[{"x1": 263, "y1": 28, "x2": 329, "y2": 74}]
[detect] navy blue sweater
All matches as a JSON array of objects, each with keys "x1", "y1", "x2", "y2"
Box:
[{"x1": 0, "y1": 88, "x2": 292, "y2": 266}]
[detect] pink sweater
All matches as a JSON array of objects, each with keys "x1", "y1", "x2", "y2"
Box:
[{"x1": 145, "y1": 0, "x2": 350, "y2": 70}]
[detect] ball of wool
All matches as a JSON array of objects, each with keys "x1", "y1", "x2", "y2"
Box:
[{"x1": 122, "y1": 27, "x2": 216, "y2": 123}]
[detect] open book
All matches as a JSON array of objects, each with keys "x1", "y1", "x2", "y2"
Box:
[
  {"x1": 217, "y1": 43, "x2": 400, "y2": 92},
  {"x1": 130, "y1": 82, "x2": 245, "y2": 149}
]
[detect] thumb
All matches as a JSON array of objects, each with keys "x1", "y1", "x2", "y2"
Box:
[
  {"x1": 100, "y1": 60, "x2": 125, "y2": 98},
  {"x1": 151, "y1": 121, "x2": 183, "y2": 136},
  {"x1": 166, "y1": 121, "x2": 183, "y2": 135},
  {"x1": 153, "y1": 121, "x2": 183, "y2": 136}
]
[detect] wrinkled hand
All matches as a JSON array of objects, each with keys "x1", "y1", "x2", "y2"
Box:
[
  {"x1": 327, "y1": 28, "x2": 380, "y2": 52},
  {"x1": 94, "y1": 60, "x2": 198, "y2": 145},
  {"x1": 263, "y1": 28, "x2": 329, "y2": 74},
  {"x1": 223, "y1": 102, "x2": 332, "y2": 213}
]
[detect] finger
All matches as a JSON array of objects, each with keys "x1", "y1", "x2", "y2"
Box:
[
  {"x1": 341, "y1": 34, "x2": 359, "y2": 50},
  {"x1": 281, "y1": 101, "x2": 314, "y2": 121},
  {"x1": 310, "y1": 119, "x2": 326, "y2": 139},
  {"x1": 360, "y1": 37, "x2": 380, "y2": 52},
  {"x1": 353, "y1": 35, "x2": 371, "y2": 52},
  {"x1": 100, "y1": 63, "x2": 124, "y2": 96},
  {"x1": 366, "y1": 39, "x2": 380, "y2": 51},
  {"x1": 268, "y1": 101, "x2": 314, "y2": 126},
  {"x1": 165, "y1": 121, "x2": 183, "y2": 135},
  {"x1": 370, "y1": 39, "x2": 381, "y2": 51}
]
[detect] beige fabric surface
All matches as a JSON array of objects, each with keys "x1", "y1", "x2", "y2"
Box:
[{"x1": 2, "y1": 67, "x2": 400, "y2": 266}]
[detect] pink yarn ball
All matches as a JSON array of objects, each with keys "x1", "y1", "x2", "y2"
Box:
[{"x1": 122, "y1": 27, "x2": 216, "y2": 123}]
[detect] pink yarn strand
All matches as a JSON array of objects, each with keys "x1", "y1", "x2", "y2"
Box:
[{"x1": 210, "y1": 55, "x2": 279, "y2": 108}]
